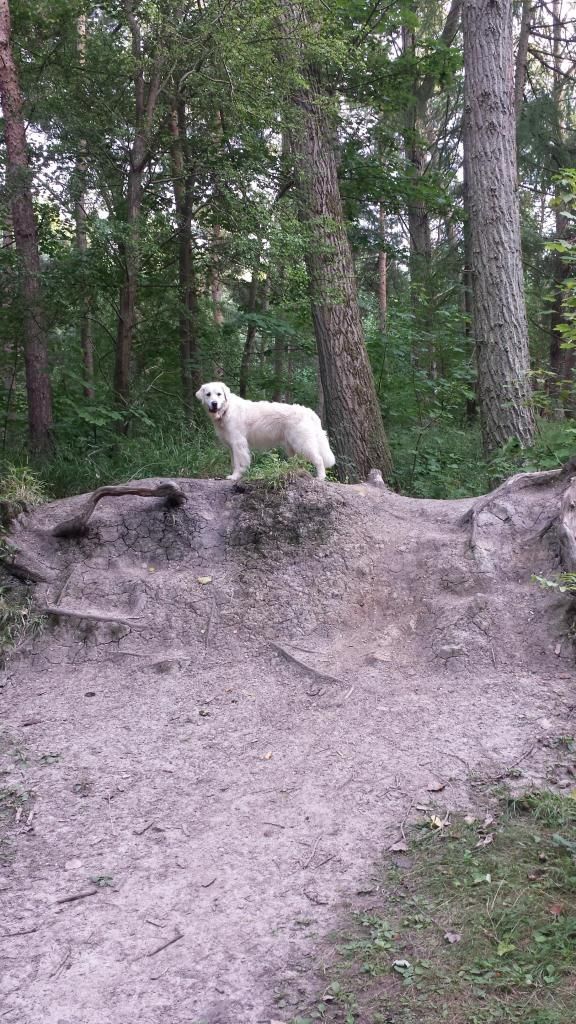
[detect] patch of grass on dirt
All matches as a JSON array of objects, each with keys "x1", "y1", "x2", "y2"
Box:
[
  {"x1": 293, "y1": 792, "x2": 576, "y2": 1024},
  {"x1": 228, "y1": 472, "x2": 338, "y2": 550},
  {"x1": 0, "y1": 464, "x2": 48, "y2": 661},
  {"x1": 0, "y1": 462, "x2": 48, "y2": 526},
  {"x1": 0, "y1": 587, "x2": 41, "y2": 659}
]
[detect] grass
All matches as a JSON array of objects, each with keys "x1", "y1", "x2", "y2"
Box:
[
  {"x1": 2, "y1": 412, "x2": 576, "y2": 503},
  {"x1": 292, "y1": 791, "x2": 576, "y2": 1024}
]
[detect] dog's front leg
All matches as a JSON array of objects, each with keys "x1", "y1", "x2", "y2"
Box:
[{"x1": 227, "y1": 441, "x2": 251, "y2": 481}]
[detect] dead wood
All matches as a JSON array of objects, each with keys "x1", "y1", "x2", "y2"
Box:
[
  {"x1": 555, "y1": 477, "x2": 576, "y2": 572},
  {"x1": 461, "y1": 457, "x2": 576, "y2": 569},
  {"x1": 52, "y1": 480, "x2": 186, "y2": 538},
  {"x1": 460, "y1": 462, "x2": 574, "y2": 527},
  {"x1": 41, "y1": 605, "x2": 140, "y2": 625}
]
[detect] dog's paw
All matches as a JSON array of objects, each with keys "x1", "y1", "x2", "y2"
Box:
[{"x1": 227, "y1": 474, "x2": 241, "y2": 481}]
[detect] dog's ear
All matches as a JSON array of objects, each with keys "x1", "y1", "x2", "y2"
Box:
[
  {"x1": 222, "y1": 384, "x2": 230, "y2": 403},
  {"x1": 195, "y1": 386, "x2": 205, "y2": 401}
]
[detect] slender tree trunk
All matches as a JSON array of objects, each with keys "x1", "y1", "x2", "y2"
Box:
[
  {"x1": 114, "y1": 3, "x2": 160, "y2": 429},
  {"x1": 239, "y1": 269, "x2": 259, "y2": 398},
  {"x1": 462, "y1": 0, "x2": 534, "y2": 451},
  {"x1": 209, "y1": 225, "x2": 224, "y2": 327},
  {"x1": 169, "y1": 99, "x2": 201, "y2": 418},
  {"x1": 74, "y1": 13, "x2": 94, "y2": 400},
  {"x1": 549, "y1": 0, "x2": 574, "y2": 411},
  {"x1": 401, "y1": 1, "x2": 461, "y2": 375},
  {"x1": 514, "y1": 0, "x2": 532, "y2": 123},
  {"x1": 378, "y1": 204, "x2": 387, "y2": 335},
  {"x1": 0, "y1": 0, "x2": 53, "y2": 452},
  {"x1": 279, "y1": 3, "x2": 393, "y2": 482}
]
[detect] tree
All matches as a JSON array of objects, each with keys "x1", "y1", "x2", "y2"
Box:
[
  {"x1": 462, "y1": 0, "x2": 535, "y2": 451},
  {"x1": 279, "y1": 1, "x2": 393, "y2": 482},
  {"x1": 0, "y1": 0, "x2": 53, "y2": 452},
  {"x1": 114, "y1": 1, "x2": 162, "y2": 427}
]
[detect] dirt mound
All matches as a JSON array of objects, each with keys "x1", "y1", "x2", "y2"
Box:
[{"x1": 1, "y1": 469, "x2": 575, "y2": 1024}]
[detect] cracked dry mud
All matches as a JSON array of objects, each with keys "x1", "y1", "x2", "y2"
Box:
[{"x1": 1, "y1": 471, "x2": 575, "y2": 1024}]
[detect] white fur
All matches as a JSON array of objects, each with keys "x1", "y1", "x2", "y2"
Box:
[{"x1": 196, "y1": 382, "x2": 336, "y2": 482}]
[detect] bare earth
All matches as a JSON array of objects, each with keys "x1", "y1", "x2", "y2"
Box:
[{"x1": 1, "y1": 472, "x2": 574, "y2": 1024}]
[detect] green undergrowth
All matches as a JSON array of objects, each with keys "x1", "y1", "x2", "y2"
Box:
[
  {"x1": 293, "y1": 791, "x2": 576, "y2": 1024},
  {"x1": 1, "y1": 416, "x2": 575, "y2": 503},
  {"x1": 390, "y1": 420, "x2": 576, "y2": 498}
]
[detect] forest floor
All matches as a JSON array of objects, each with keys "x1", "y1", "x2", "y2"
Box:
[{"x1": 1, "y1": 470, "x2": 575, "y2": 1024}]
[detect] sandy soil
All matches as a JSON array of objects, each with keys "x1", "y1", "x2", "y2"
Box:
[{"x1": 1, "y1": 473, "x2": 574, "y2": 1024}]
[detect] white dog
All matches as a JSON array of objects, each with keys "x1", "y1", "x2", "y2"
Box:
[{"x1": 196, "y1": 382, "x2": 335, "y2": 482}]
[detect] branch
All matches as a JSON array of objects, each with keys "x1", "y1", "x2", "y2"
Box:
[{"x1": 52, "y1": 481, "x2": 186, "y2": 538}]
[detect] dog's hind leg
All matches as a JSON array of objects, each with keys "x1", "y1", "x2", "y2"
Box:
[
  {"x1": 227, "y1": 441, "x2": 251, "y2": 482},
  {"x1": 297, "y1": 441, "x2": 326, "y2": 481}
]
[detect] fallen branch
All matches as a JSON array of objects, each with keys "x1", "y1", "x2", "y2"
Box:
[
  {"x1": 52, "y1": 481, "x2": 186, "y2": 538},
  {"x1": 146, "y1": 928, "x2": 183, "y2": 958},
  {"x1": 55, "y1": 888, "x2": 98, "y2": 905},
  {"x1": 41, "y1": 605, "x2": 140, "y2": 625}
]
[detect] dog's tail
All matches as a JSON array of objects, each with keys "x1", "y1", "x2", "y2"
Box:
[{"x1": 320, "y1": 430, "x2": 336, "y2": 469}]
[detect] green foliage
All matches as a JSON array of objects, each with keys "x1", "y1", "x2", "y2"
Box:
[{"x1": 1, "y1": 0, "x2": 574, "y2": 498}]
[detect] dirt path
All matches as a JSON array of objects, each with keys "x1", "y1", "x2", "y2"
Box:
[{"x1": 1, "y1": 474, "x2": 574, "y2": 1024}]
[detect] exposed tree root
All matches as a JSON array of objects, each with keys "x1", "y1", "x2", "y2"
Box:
[
  {"x1": 461, "y1": 457, "x2": 576, "y2": 569},
  {"x1": 41, "y1": 606, "x2": 141, "y2": 625},
  {"x1": 51, "y1": 481, "x2": 186, "y2": 538}
]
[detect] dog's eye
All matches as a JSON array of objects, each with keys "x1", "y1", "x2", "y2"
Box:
[{"x1": 206, "y1": 392, "x2": 211, "y2": 397}]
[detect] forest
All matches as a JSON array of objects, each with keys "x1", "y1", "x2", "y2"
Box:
[{"x1": 1, "y1": 0, "x2": 575, "y2": 499}]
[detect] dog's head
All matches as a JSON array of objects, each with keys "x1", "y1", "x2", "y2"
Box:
[{"x1": 195, "y1": 381, "x2": 231, "y2": 419}]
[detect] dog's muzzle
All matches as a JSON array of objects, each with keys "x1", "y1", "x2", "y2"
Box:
[{"x1": 210, "y1": 402, "x2": 219, "y2": 413}]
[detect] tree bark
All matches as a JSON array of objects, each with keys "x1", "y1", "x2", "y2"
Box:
[
  {"x1": 279, "y1": 3, "x2": 393, "y2": 482},
  {"x1": 169, "y1": 99, "x2": 201, "y2": 418},
  {"x1": 0, "y1": 0, "x2": 53, "y2": 452},
  {"x1": 74, "y1": 13, "x2": 94, "y2": 401},
  {"x1": 462, "y1": 0, "x2": 535, "y2": 451}
]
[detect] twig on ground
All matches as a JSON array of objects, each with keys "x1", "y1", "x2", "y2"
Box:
[
  {"x1": 300, "y1": 834, "x2": 323, "y2": 870},
  {"x1": 146, "y1": 928, "x2": 183, "y2": 958},
  {"x1": 49, "y1": 946, "x2": 71, "y2": 979},
  {"x1": 471, "y1": 739, "x2": 541, "y2": 787},
  {"x1": 387, "y1": 797, "x2": 416, "y2": 850},
  {"x1": 55, "y1": 888, "x2": 98, "y2": 905}
]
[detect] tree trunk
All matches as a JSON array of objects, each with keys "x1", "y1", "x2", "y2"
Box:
[
  {"x1": 378, "y1": 205, "x2": 387, "y2": 336},
  {"x1": 514, "y1": 0, "x2": 532, "y2": 123},
  {"x1": 279, "y1": 3, "x2": 393, "y2": 482},
  {"x1": 462, "y1": 0, "x2": 535, "y2": 451},
  {"x1": 239, "y1": 269, "x2": 259, "y2": 398},
  {"x1": 74, "y1": 13, "x2": 94, "y2": 401},
  {"x1": 549, "y1": 0, "x2": 574, "y2": 412},
  {"x1": 114, "y1": 2, "x2": 161, "y2": 429},
  {"x1": 401, "y1": 1, "x2": 461, "y2": 374},
  {"x1": 0, "y1": 0, "x2": 53, "y2": 453},
  {"x1": 169, "y1": 99, "x2": 201, "y2": 419}
]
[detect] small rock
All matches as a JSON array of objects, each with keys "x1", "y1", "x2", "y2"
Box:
[
  {"x1": 438, "y1": 644, "x2": 466, "y2": 659},
  {"x1": 64, "y1": 858, "x2": 83, "y2": 871}
]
